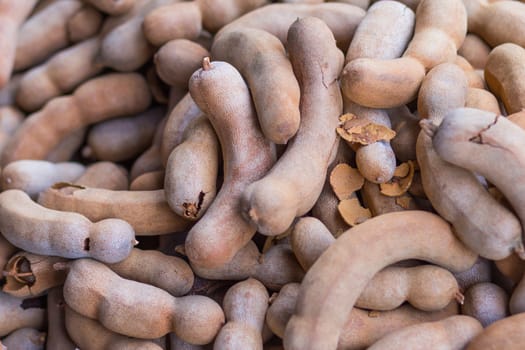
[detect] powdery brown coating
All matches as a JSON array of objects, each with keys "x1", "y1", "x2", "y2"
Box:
[
  {"x1": 64, "y1": 306, "x2": 164, "y2": 350},
  {"x1": 462, "y1": 282, "x2": 508, "y2": 327},
  {"x1": 466, "y1": 312, "x2": 525, "y2": 349},
  {"x1": 192, "y1": 241, "x2": 304, "y2": 291},
  {"x1": 14, "y1": 0, "x2": 84, "y2": 71},
  {"x1": 0, "y1": 1, "x2": 38, "y2": 88},
  {"x1": 2, "y1": 328, "x2": 46, "y2": 350},
  {"x1": 186, "y1": 60, "x2": 275, "y2": 268},
  {"x1": 0, "y1": 292, "x2": 45, "y2": 337},
  {"x1": 484, "y1": 43, "x2": 525, "y2": 115},
  {"x1": 38, "y1": 186, "x2": 189, "y2": 235},
  {"x1": 367, "y1": 315, "x2": 482, "y2": 350},
  {"x1": 291, "y1": 217, "x2": 462, "y2": 311},
  {"x1": 212, "y1": 27, "x2": 300, "y2": 145},
  {"x1": 241, "y1": 17, "x2": 343, "y2": 236},
  {"x1": 160, "y1": 93, "x2": 203, "y2": 165},
  {"x1": 165, "y1": 116, "x2": 218, "y2": 220},
  {"x1": 74, "y1": 161, "x2": 129, "y2": 190},
  {"x1": 464, "y1": 0, "x2": 525, "y2": 48},
  {"x1": 84, "y1": 107, "x2": 164, "y2": 162},
  {"x1": 1, "y1": 160, "x2": 85, "y2": 199},
  {"x1": 63, "y1": 258, "x2": 225, "y2": 343},
  {"x1": 283, "y1": 210, "x2": 477, "y2": 350},
  {"x1": 16, "y1": 37, "x2": 103, "y2": 112},
  {"x1": 155, "y1": 39, "x2": 210, "y2": 87},
  {"x1": 341, "y1": 0, "x2": 467, "y2": 108},
  {"x1": 0, "y1": 189, "x2": 136, "y2": 263},
  {"x1": 458, "y1": 33, "x2": 490, "y2": 69},
  {"x1": 107, "y1": 248, "x2": 194, "y2": 297},
  {"x1": 267, "y1": 282, "x2": 460, "y2": 347},
  {"x1": 2, "y1": 73, "x2": 151, "y2": 166},
  {"x1": 417, "y1": 124, "x2": 523, "y2": 260},
  {"x1": 432, "y1": 108, "x2": 525, "y2": 231},
  {"x1": 214, "y1": 278, "x2": 269, "y2": 350},
  {"x1": 46, "y1": 288, "x2": 76, "y2": 350},
  {"x1": 216, "y1": 3, "x2": 366, "y2": 53}
]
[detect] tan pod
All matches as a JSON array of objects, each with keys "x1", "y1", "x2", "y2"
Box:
[
  {"x1": 47, "y1": 287, "x2": 75, "y2": 350},
  {"x1": 466, "y1": 313, "x2": 525, "y2": 349},
  {"x1": 83, "y1": 0, "x2": 136, "y2": 15},
  {"x1": 458, "y1": 33, "x2": 490, "y2": 69},
  {"x1": 0, "y1": 189, "x2": 136, "y2": 263},
  {"x1": 63, "y1": 258, "x2": 225, "y2": 343},
  {"x1": 129, "y1": 170, "x2": 164, "y2": 191},
  {"x1": 214, "y1": 278, "x2": 269, "y2": 350},
  {"x1": 465, "y1": 87, "x2": 502, "y2": 114},
  {"x1": 38, "y1": 186, "x2": 190, "y2": 235},
  {"x1": 74, "y1": 161, "x2": 129, "y2": 190},
  {"x1": 0, "y1": 292, "x2": 45, "y2": 337},
  {"x1": 131, "y1": 117, "x2": 167, "y2": 181},
  {"x1": 66, "y1": 5, "x2": 103, "y2": 43}
]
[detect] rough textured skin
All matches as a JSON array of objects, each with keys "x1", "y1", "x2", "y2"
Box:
[
  {"x1": 0, "y1": 292, "x2": 46, "y2": 337},
  {"x1": 0, "y1": 0, "x2": 38, "y2": 88},
  {"x1": 417, "y1": 127, "x2": 523, "y2": 260},
  {"x1": 284, "y1": 211, "x2": 477, "y2": 350},
  {"x1": 453, "y1": 257, "x2": 492, "y2": 291},
  {"x1": 65, "y1": 306, "x2": 164, "y2": 350},
  {"x1": 0, "y1": 190, "x2": 135, "y2": 263},
  {"x1": 367, "y1": 315, "x2": 482, "y2": 350},
  {"x1": 484, "y1": 43, "x2": 525, "y2": 115},
  {"x1": 165, "y1": 116, "x2": 218, "y2": 220},
  {"x1": 341, "y1": 0, "x2": 467, "y2": 108},
  {"x1": 212, "y1": 28, "x2": 300, "y2": 145},
  {"x1": 214, "y1": 278, "x2": 269, "y2": 350},
  {"x1": 15, "y1": 0, "x2": 84, "y2": 71},
  {"x1": 186, "y1": 60, "x2": 275, "y2": 268},
  {"x1": 462, "y1": 283, "x2": 508, "y2": 327},
  {"x1": 464, "y1": 0, "x2": 525, "y2": 48},
  {"x1": 2, "y1": 73, "x2": 151, "y2": 166},
  {"x1": 38, "y1": 186, "x2": 189, "y2": 235},
  {"x1": 466, "y1": 312, "x2": 525, "y2": 349},
  {"x1": 16, "y1": 37, "x2": 103, "y2": 112},
  {"x1": 433, "y1": 108, "x2": 525, "y2": 231},
  {"x1": 63, "y1": 259, "x2": 225, "y2": 343},
  {"x1": 241, "y1": 17, "x2": 343, "y2": 236}
]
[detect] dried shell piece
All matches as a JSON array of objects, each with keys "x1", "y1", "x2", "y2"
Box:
[
  {"x1": 337, "y1": 113, "x2": 396, "y2": 146},
  {"x1": 338, "y1": 198, "x2": 371, "y2": 227},
  {"x1": 380, "y1": 161, "x2": 416, "y2": 197},
  {"x1": 329, "y1": 163, "x2": 364, "y2": 200}
]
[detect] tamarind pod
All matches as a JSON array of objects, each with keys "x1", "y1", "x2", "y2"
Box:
[
  {"x1": 466, "y1": 312, "x2": 525, "y2": 349},
  {"x1": 74, "y1": 162, "x2": 129, "y2": 190},
  {"x1": 463, "y1": 282, "x2": 509, "y2": 327},
  {"x1": 0, "y1": 292, "x2": 45, "y2": 337},
  {"x1": 47, "y1": 287, "x2": 76, "y2": 350}
]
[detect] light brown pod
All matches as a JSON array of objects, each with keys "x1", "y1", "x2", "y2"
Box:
[
  {"x1": 165, "y1": 116, "x2": 219, "y2": 220},
  {"x1": 0, "y1": 1, "x2": 38, "y2": 88},
  {"x1": 64, "y1": 306, "x2": 164, "y2": 350},
  {"x1": 241, "y1": 17, "x2": 343, "y2": 236},
  {"x1": 63, "y1": 258, "x2": 225, "y2": 343},
  {"x1": 129, "y1": 170, "x2": 164, "y2": 191},
  {"x1": 16, "y1": 37, "x2": 103, "y2": 112},
  {"x1": 267, "y1": 282, "x2": 460, "y2": 347},
  {"x1": 484, "y1": 43, "x2": 525, "y2": 115},
  {"x1": 466, "y1": 312, "x2": 525, "y2": 349},
  {"x1": 83, "y1": 0, "x2": 136, "y2": 15},
  {"x1": 74, "y1": 161, "x2": 129, "y2": 190},
  {"x1": 465, "y1": 87, "x2": 502, "y2": 114},
  {"x1": 368, "y1": 315, "x2": 482, "y2": 350},
  {"x1": 198, "y1": 0, "x2": 270, "y2": 33},
  {"x1": 464, "y1": 0, "x2": 525, "y2": 48},
  {"x1": 214, "y1": 278, "x2": 269, "y2": 350},
  {"x1": 107, "y1": 248, "x2": 194, "y2": 296},
  {"x1": 0, "y1": 292, "x2": 45, "y2": 337},
  {"x1": 14, "y1": 0, "x2": 83, "y2": 71},
  {"x1": 66, "y1": 5, "x2": 103, "y2": 43},
  {"x1": 186, "y1": 59, "x2": 275, "y2": 268},
  {"x1": 458, "y1": 33, "x2": 491, "y2": 69},
  {"x1": 46, "y1": 127, "x2": 86, "y2": 163},
  {"x1": 454, "y1": 55, "x2": 485, "y2": 89},
  {"x1": 212, "y1": 27, "x2": 300, "y2": 145},
  {"x1": 47, "y1": 287, "x2": 76, "y2": 350},
  {"x1": 0, "y1": 189, "x2": 136, "y2": 264},
  {"x1": 191, "y1": 241, "x2": 304, "y2": 291},
  {"x1": 0, "y1": 106, "x2": 24, "y2": 161},
  {"x1": 38, "y1": 185, "x2": 190, "y2": 235},
  {"x1": 341, "y1": 0, "x2": 467, "y2": 108},
  {"x1": 2, "y1": 73, "x2": 151, "y2": 166},
  {"x1": 83, "y1": 107, "x2": 164, "y2": 162},
  {"x1": 0, "y1": 234, "x2": 17, "y2": 274},
  {"x1": 389, "y1": 105, "x2": 420, "y2": 162},
  {"x1": 2, "y1": 328, "x2": 46, "y2": 350},
  {"x1": 417, "y1": 124, "x2": 523, "y2": 260},
  {"x1": 155, "y1": 39, "x2": 210, "y2": 87},
  {"x1": 2, "y1": 252, "x2": 68, "y2": 298},
  {"x1": 495, "y1": 253, "x2": 525, "y2": 286},
  {"x1": 131, "y1": 116, "x2": 167, "y2": 180},
  {"x1": 433, "y1": 108, "x2": 525, "y2": 232},
  {"x1": 462, "y1": 282, "x2": 509, "y2": 327},
  {"x1": 1, "y1": 160, "x2": 85, "y2": 199},
  {"x1": 284, "y1": 211, "x2": 477, "y2": 350}
]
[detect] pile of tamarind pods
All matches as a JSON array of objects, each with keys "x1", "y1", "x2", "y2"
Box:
[{"x1": 1, "y1": 0, "x2": 525, "y2": 349}]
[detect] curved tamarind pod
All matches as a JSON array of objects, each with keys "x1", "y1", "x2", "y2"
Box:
[
  {"x1": 466, "y1": 313, "x2": 525, "y2": 350},
  {"x1": 47, "y1": 288, "x2": 75, "y2": 350}
]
